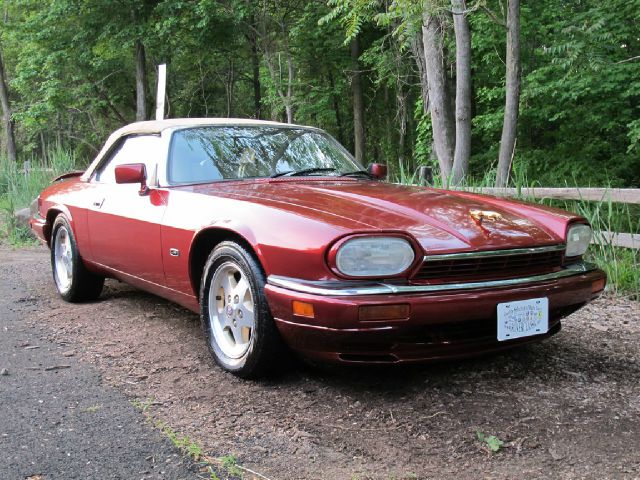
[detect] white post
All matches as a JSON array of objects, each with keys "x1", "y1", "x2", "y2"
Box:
[{"x1": 155, "y1": 63, "x2": 166, "y2": 121}]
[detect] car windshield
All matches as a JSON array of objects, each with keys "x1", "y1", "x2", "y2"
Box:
[{"x1": 168, "y1": 126, "x2": 363, "y2": 184}]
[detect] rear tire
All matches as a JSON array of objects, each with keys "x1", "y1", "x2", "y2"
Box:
[
  {"x1": 50, "y1": 215, "x2": 104, "y2": 302},
  {"x1": 200, "y1": 241, "x2": 283, "y2": 378}
]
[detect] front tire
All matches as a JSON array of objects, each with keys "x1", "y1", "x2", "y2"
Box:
[
  {"x1": 50, "y1": 215, "x2": 104, "y2": 302},
  {"x1": 200, "y1": 241, "x2": 283, "y2": 378}
]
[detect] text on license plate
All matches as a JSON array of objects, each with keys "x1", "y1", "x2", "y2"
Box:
[{"x1": 497, "y1": 297, "x2": 549, "y2": 341}]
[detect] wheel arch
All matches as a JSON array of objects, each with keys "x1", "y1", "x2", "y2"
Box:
[
  {"x1": 189, "y1": 227, "x2": 265, "y2": 301},
  {"x1": 44, "y1": 205, "x2": 74, "y2": 246}
]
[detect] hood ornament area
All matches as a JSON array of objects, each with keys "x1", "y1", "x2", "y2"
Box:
[
  {"x1": 469, "y1": 209, "x2": 503, "y2": 236},
  {"x1": 469, "y1": 209, "x2": 503, "y2": 225}
]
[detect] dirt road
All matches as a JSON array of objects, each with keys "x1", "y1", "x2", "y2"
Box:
[{"x1": 2, "y1": 245, "x2": 639, "y2": 479}]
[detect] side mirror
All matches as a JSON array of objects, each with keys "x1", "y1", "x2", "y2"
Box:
[
  {"x1": 367, "y1": 163, "x2": 388, "y2": 180},
  {"x1": 115, "y1": 163, "x2": 149, "y2": 195},
  {"x1": 417, "y1": 166, "x2": 433, "y2": 186}
]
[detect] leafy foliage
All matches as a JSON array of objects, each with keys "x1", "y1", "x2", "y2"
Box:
[
  {"x1": 470, "y1": 0, "x2": 640, "y2": 186},
  {"x1": 0, "y1": 0, "x2": 636, "y2": 188}
]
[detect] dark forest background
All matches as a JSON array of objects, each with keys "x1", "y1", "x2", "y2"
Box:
[{"x1": 0, "y1": 0, "x2": 638, "y2": 186}]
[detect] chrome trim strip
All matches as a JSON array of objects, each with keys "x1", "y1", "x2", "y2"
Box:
[
  {"x1": 422, "y1": 244, "x2": 566, "y2": 262},
  {"x1": 274, "y1": 318, "x2": 394, "y2": 332},
  {"x1": 267, "y1": 262, "x2": 598, "y2": 297}
]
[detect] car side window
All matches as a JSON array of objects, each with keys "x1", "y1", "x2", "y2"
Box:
[{"x1": 94, "y1": 135, "x2": 161, "y2": 184}]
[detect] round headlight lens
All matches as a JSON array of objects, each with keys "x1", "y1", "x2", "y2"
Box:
[
  {"x1": 566, "y1": 224, "x2": 592, "y2": 257},
  {"x1": 335, "y1": 236, "x2": 415, "y2": 277}
]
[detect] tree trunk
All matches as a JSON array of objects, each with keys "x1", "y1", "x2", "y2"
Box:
[
  {"x1": 411, "y1": 32, "x2": 438, "y2": 170},
  {"x1": 247, "y1": 20, "x2": 262, "y2": 119},
  {"x1": 422, "y1": 14, "x2": 455, "y2": 183},
  {"x1": 397, "y1": 88, "x2": 408, "y2": 168},
  {"x1": 285, "y1": 48, "x2": 295, "y2": 123},
  {"x1": 135, "y1": 39, "x2": 147, "y2": 121},
  {"x1": 40, "y1": 131, "x2": 47, "y2": 164},
  {"x1": 327, "y1": 70, "x2": 345, "y2": 145},
  {"x1": 226, "y1": 59, "x2": 235, "y2": 117},
  {"x1": 450, "y1": 0, "x2": 472, "y2": 185},
  {"x1": 256, "y1": 4, "x2": 296, "y2": 123},
  {"x1": 350, "y1": 38, "x2": 365, "y2": 165},
  {"x1": 411, "y1": 31, "x2": 429, "y2": 115},
  {"x1": 0, "y1": 47, "x2": 16, "y2": 162},
  {"x1": 495, "y1": 0, "x2": 521, "y2": 187}
]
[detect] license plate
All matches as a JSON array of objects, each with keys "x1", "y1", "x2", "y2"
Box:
[{"x1": 497, "y1": 297, "x2": 549, "y2": 341}]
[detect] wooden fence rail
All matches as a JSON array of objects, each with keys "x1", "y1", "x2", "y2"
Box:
[
  {"x1": 596, "y1": 232, "x2": 639, "y2": 250},
  {"x1": 456, "y1": 186, "x2": 640, "y2": 250},
  {"x1": 455, "y1": 187, "x2": 640, "y2": 204}
]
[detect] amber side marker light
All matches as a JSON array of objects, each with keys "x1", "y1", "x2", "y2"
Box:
[
  {"x1": 292, "y1": 300, "x2": 315, "y2": 318},
  {"x1": 359, "y1": 304, "x2": 410, "y2": 322},
  {"x1": 591, "y1": 278, "x2": 606, "y2": 294}
]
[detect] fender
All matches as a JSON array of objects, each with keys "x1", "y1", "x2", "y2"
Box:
[
  {"x1": 192, "y1": 219, "x2": 262, "y2": 258},
  {"x1": 44, "y1": 203, "x2": 75, "y2": 240}
]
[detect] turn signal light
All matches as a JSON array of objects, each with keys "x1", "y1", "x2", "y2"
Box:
[
  {"x1": 359, "y1": 304, "x2": 410, "y2": 321},
  {"x1": 591, "y1": 278, "x2": 606, "y2": 294},
  {"x1": 292, "y1": 300, "x2": 315, "y2": 318}
]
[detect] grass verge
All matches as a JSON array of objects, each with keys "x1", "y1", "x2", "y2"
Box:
[{"x1": 132, "y1": 397, "x2": 272, "y2": 480}]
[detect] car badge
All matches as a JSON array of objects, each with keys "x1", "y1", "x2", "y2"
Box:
[{"x1": 469, "y1": 209, "x2": 502, "y2": 226}]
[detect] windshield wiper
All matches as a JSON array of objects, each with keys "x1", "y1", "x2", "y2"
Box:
[
  {"x1": 270, "y1": 167, "x2": 338, "y2": 178},
  {"x1": 340, "y1": 170, "x2": 374, "y2": 179}
]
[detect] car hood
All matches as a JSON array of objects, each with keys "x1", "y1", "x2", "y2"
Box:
[{"x1": 189, "y1": 179, "x2": 574, "y2": 253}]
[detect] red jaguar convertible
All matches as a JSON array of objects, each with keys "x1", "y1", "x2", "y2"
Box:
[{"x1": 31, "y1": 118, "x2": 606, "y2": 377}]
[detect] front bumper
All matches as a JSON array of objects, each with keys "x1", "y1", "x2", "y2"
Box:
[
  {"x1": 264, "y1": 262, "x2": 606, "y2": 364},
  {"x1": 29, "y1": 212, "x2": 48, "y2": 244}
]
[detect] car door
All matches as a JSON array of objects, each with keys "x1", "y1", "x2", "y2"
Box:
[{"x1": 86, "y1": 134, "x2": 168, "y2": 286}]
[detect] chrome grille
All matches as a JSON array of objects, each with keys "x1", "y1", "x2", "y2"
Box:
[{"x1": 413, "y1": 245, "x2": 565, "y2": 282}]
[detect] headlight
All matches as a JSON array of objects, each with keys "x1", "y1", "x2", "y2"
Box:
[
  {"x1": 335, "y1": 236, "x2": 415, "y2": 277},
  {"x1": 566, "y1": 224, "x2": 592, "y2": 257}
]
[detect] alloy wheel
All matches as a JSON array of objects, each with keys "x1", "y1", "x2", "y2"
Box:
[{"x1": 207, "y1": 261, "x2": 255, "y2": 359}]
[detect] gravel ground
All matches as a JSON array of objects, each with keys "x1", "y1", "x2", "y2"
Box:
[{"x1": 2, "y1": 245, "x2": 639, "y2": 480}]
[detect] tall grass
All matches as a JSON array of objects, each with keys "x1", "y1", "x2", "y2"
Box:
[
  {"x1": 552, "y1": 198, "x2": 639, "y2": 298},
  {"x1": 0, "y1": 148, "x2": 78, "y2": 245},
  {"x1": 0, "y1": 148, "x2": 77, "y2": 207},
  {"x1": 388, "y1": 158, "x2": 421, "y2": 185}
]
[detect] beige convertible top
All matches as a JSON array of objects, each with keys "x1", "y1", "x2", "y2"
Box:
[{"x1": 82, "y1": 118, "x2": 309, "y2": 180}]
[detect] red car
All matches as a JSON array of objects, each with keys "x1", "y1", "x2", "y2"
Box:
[{"x1": 31, "y1": 119, "x2": 606, "y2": 378}]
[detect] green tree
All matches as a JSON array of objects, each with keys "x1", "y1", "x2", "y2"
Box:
[{"x1": 0, "y1": 41, "x2": 16, "y2": 162}]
